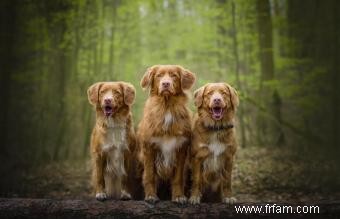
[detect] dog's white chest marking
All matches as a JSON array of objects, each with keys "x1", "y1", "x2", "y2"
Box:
[
  {"x1": 102, "y1": 117, "x2": 127, "y2": 177},
  {"x1": 150, "y1": 136, "x2": 187, "y2": 169},
  {"x1": 163, "y1": 111, "x2": 174, "y2": 130},
  {"x1": 202, "y1": 134, "x2": 227, "y2": 172}
]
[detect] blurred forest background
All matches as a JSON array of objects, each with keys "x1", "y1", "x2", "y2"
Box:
[{"x1": 0, "y1": 0, "x2": 339, "y2": 201}]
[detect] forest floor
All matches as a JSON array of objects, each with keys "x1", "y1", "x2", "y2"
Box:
[{"x1": 1, "y1": 146, "x2": 339, "y2": 203}]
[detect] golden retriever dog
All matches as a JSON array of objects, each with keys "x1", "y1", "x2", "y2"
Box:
[
  {"x1": 87, "y1": 81, "x2": 136, "y2": 201},
  {"x1": 137, "y1": 65, "x2": 196, "y2": 204},
  {"x1": 189, "y1": 83, "x2": 239, "y2": 205}
]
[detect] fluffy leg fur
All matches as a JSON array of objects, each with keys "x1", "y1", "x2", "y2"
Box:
[
  {"x1": 189, "y1": 157, "x2": 202, "y2": 204},
  {"x1": 92, "y1": 154, "x2": 107, "y2": 201},
  {"x1": 104, "y1": 173, "x2": 121, "y2": 199},
  {"x1": 142, "y1": 143, "x2": 159, "y2": 203},
  {"x1": 221, "y1": 155, "x2": 236, "y2": 204},
  {"x1": 171, "y1": 146, "x2": 188, "y2": 204}
]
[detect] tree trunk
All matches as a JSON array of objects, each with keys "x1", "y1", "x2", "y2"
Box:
[
  {"x1": 98, "y1": 0, "x2": 105, "y2": 77},
  {"x1": 0, "y1": 0, "x2": 17, "y2": 158},
  {"x1": 83, "y1": 57, "x2": 94, "y2": 157},
  {"x1": 0, "y1": 198, "x2": 338, "y2": 218},
  {"x1": 53, "y1": 18, "x2": 69, "y2": 161},
  {"x1": 332, "y1": 0, "x2": 340, "y2": 152},
  {"x1": 108, "y1": 0, "x2": 118, "y2": 78},
  {"x1": 256, "y1": 0, "x2": 284, "y2": 146},
  {"x1": 231, "y1": 1, "x2": 246, "y2": 148},
  {"x1": 215, "y1": 0, "x2": 227, "y2": 79}
]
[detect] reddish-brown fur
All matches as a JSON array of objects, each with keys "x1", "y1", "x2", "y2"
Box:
[
  {"x1": 189, "y1": 83, "x2": 239, "y2": 205},
  {"x1": 137, "y1": 65, "x2": 195, "y2": 204},
  {"x1": 87, "y1": 81, "x2": 136, "y2": 201}
]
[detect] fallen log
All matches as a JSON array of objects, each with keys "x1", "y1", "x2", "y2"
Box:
[{"x1": 0, "y1": 198, "x2": 339, "y2": 218}]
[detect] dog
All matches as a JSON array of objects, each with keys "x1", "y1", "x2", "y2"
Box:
[
  {"x1": 189, "y1": 82, "x2": 239, "y2": 205},
  {"x1": 87, "y1": 81, "x2": 136, "y2": 201},
  {"x1": 137, "y1": 65, "x2": 195, "y2": 204}
]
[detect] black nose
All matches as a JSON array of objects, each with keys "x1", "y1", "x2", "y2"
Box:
[
  {"x1": 104, "y1": 98, "x2": 112, "y2": 104},
  {"x1": 162, "y1": 81, "x2": 170, "y2": 88},
  {"x1": 213, "y1": 98, "x2": 221, "y2": 103}
]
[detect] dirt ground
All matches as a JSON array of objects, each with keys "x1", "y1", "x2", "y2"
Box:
[{"x1": 1, "y1": 146, "x2": 339, "y2": 203}]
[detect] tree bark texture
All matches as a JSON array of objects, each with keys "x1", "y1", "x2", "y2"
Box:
[{"x1": 0, "y1": 198, "x2": 339, "y2": 219}]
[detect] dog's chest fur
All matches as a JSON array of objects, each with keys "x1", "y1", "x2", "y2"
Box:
[
  {"x1": 151, "y1": 136, "x2": 187, "y2": 170},
  {"x1": 162, "y1": 110, "x2": 174, "y2": 130},
  {"x1": 202, "y1": 133, "x2": 227, "y2": 173},
  {"x1": 101, "y1": 117, "x2": 128, "y2": 177}
]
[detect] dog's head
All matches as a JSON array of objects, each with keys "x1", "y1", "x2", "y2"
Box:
[
  {"x1": 87, "y1": 82, "x2": 135, "y2": 117},
  {"x1": 140, "y1": 65, "x2": 195, "y2": 97},
  {"x1": 194, "y1": 83, "x2": 239, "y2": 120}
]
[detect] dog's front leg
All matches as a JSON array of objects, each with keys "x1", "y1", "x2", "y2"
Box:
[
  {"x1": 171, "y1": 146, "x2": 187, "y2": 204},
  {"x1": 142, "y1": 144, "x2": 158, "y2": 203},
  {"x1": 189, "y1": 156, "x2": 202, "y2": 205},
  {"x1": 94, "y1": 154, "x2": 107, "y2": 201},
  {"x1": 121, "y1": 176, "x2": 132, "y2": 200},
  {"x1": 121, "y1": 149, "x2": 132, "y2": 200},
  {"x1": 221, "y1": 154, "x2": 236, "y2": 205}
]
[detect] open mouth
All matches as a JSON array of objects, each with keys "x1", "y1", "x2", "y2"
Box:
[
  {"x1": 103, "y1": 105, "x2": 115, "y2": 117},
  {"x1": 211, "y1": 107, "x2": 224, "y2": 120}
]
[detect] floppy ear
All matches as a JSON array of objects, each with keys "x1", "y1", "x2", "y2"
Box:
[
  {"x1": 225, "y1": 84, "x2": 239, "y2": 110},
  {"x1": 180, "y1": 68, "x2": 196, "y2": 90},
  {"x1": 140, "y1": 66, "x2": 157, "y2": 89},
  {"x1": 194, "y1": 86, "x2": 205, "y2": 108},
  {"x1": 87, "y1": 82, "x2": 103, "y2": 106},
  {"x1": 121, "y1": 82, "x2": 136, "y2": 105}
]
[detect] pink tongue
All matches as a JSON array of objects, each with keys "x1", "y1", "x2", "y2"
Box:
[
  {"x1": 212, "y1": 108, "x2": 222, "y2": 119},
  {"x1": 104, "y1": 106, "x2": 113, "y2": 116}
]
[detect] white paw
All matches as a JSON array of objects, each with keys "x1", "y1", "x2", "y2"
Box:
[
  {"x1": 145, "y1": 195, "x2": 159, "y2": 204},
  {"x1": 223, "y1": 197, "x2": 237, "y2": 205},
  {"x1": 120, "y1": 190, "x2": 132, "y2": 200},
  {"x1": 95, "y1": 192, "x2": 107, "y2": 201},
  {"x1": 173, "y1": 196, "x2": 188, "y2": 204},
  {"x1": 189, "y1": 195, "x2": 201, "y2": 205}
]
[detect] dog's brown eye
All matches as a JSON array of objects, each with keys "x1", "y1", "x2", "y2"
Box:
[
  {"x1": 170, "y1": 73, "x2": 178, "y2": 78},
  {"x1": 114, "y1": 90, "x2": 121, "y2": 95}
]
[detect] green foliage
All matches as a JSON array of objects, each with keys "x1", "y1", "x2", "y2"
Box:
[{"x1": 1, "y1": 0, "x2": 339, "y2": 165}]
